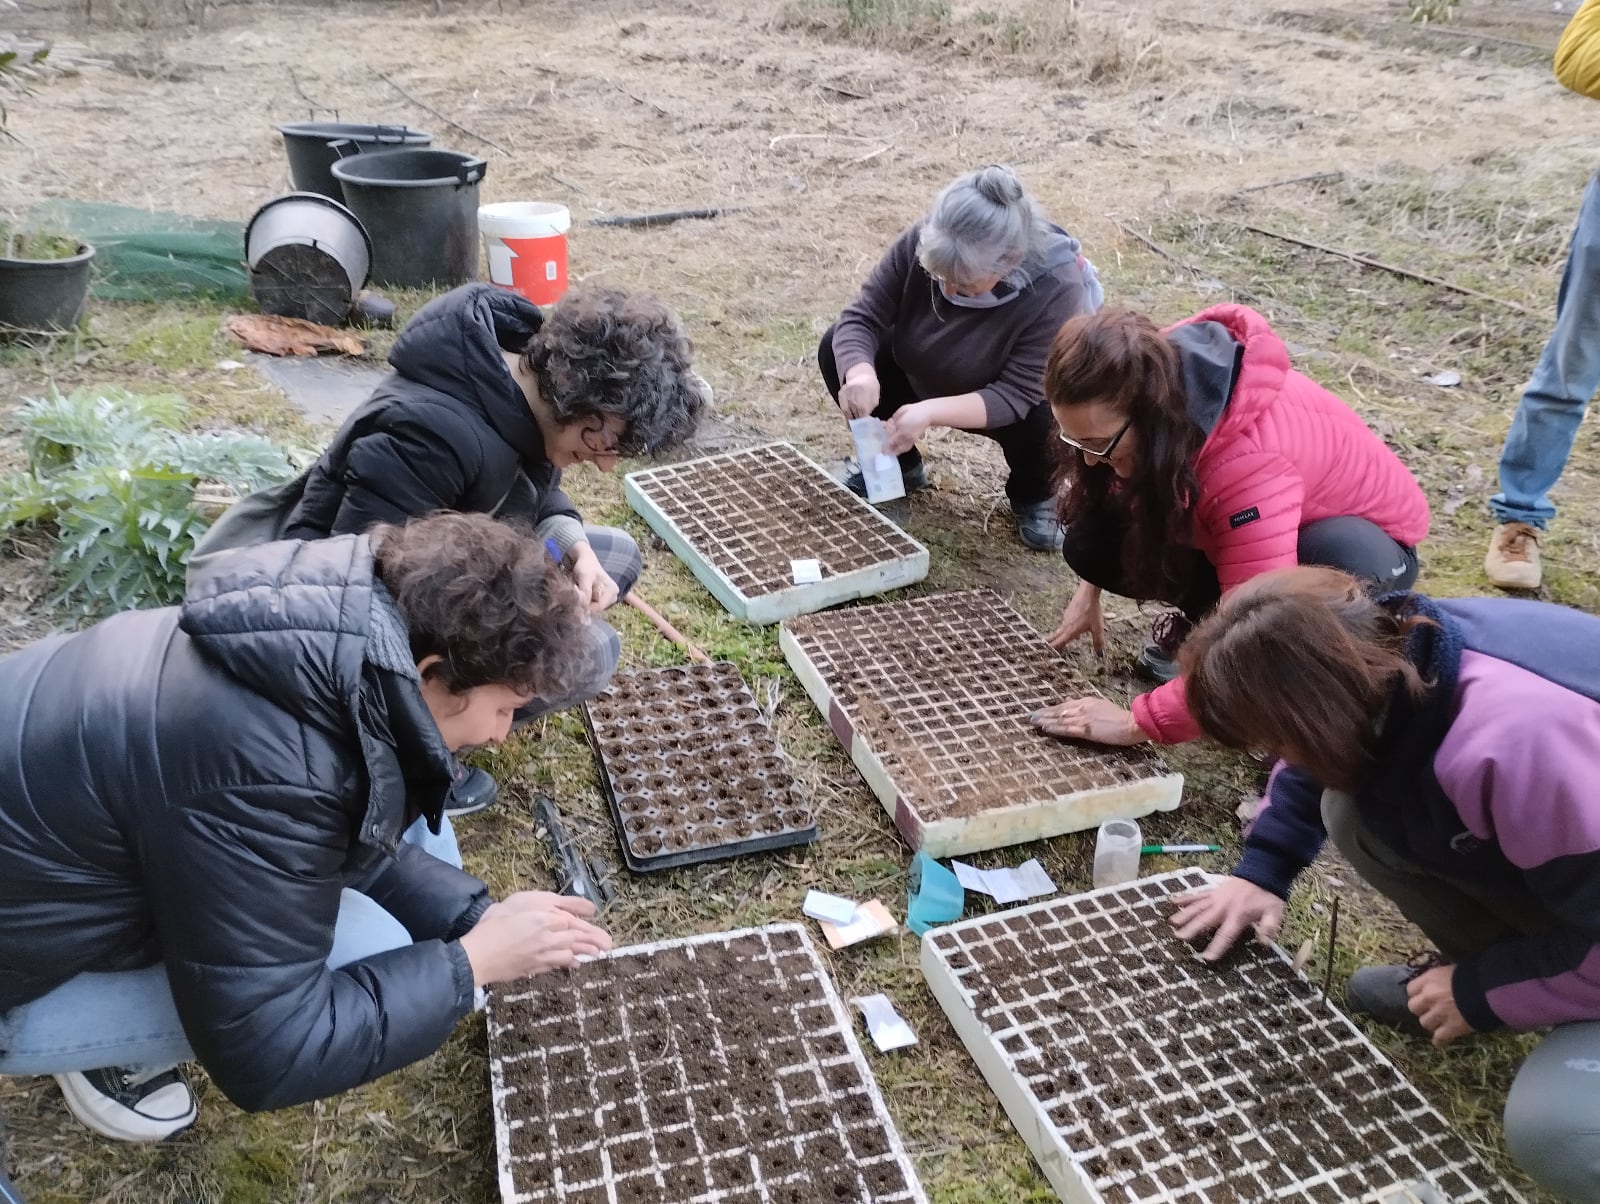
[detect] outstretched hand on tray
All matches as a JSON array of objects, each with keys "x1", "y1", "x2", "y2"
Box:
[
  {"x1": 1169, "y1": 876, "x2": 1286, "y2": 961},
  {"x1": 459, "y1": 891, "x2": 613, "y2": 987},
  {"x1": 1031, "y1": 696, "x2": 1146, "y2": 746}
]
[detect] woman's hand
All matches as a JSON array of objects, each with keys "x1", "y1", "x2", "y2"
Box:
[
  {"x1": 1046, "y1": 581, "x2": 1105, "y2": 654},
  {"x1": 883, "y1": 401, "x2": 933, "y2": 455},
  {"x1": 458, "y1": 891, "x2": 613, "y2": 987},
  {"x1": 1031, "y1": 696, "x2": 1146, "y2": 745},
  {"x1": 569, "y1": 543, "x2": 619, "y2": 612},
  {"x1": 1170, "y1": 877, "x2": 1286, "y2": 961},
  {"x1": 838, "y1": 365, "x2": 881, "y2": 420},
  {"x1": 1408, "y1": 966, "x2": 1472, "y2": 1046}
]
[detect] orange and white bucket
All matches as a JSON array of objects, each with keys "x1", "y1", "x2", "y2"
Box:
[{"x1": 478, "y1": 201, "x2": 571, "y2": 307}]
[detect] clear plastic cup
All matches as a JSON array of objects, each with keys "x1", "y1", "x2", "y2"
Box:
[{"x1": 1092, "y1": 819, "x2": 1142, "y2": 889}]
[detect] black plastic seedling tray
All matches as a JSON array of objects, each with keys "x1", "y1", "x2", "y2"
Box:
[{"x1": 583, "y1": 662, "x2": 817, "y2": 873}]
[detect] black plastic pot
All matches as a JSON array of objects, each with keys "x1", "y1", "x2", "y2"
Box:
[
  {"x1": 277, "y1": 122, "x2": 434, "y2": 200},
  {"x1": 331, "y1": 148, "x2": 486, "y2": 289},
  {"x1": 0, "y1": 243, "x2": 95, "y2": 333}
]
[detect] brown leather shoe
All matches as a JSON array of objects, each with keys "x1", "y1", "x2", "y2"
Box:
[{"x1": 1484, "y1": 522, "x2": 1542, "y2": 590}]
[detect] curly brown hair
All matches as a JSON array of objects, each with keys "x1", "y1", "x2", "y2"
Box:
[
  {"x1": 1046, "y1": 308, "x2": 1203, "y2": 599},
  {"x1": 1179, "y1": 567, "x2": 1432, "y2": 790},
  {"x1": 523, "y1": 284, "x2": 705, "y2": 456},
  {"x1": 371, "y1": 512, "x2": 588, "y2": 698}
]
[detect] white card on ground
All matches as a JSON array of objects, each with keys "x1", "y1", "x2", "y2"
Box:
[
  {"x1": 851, "y1": 993, "x2": 917, "y2": 1052},
  {"x1": 802, "y1": 889, "x2": 859, "y2": 926},
  {"x1": 951, "y1": 858, "x2": 1057, "y2": 905},
  {"x1": 790, "y1": 558, "x2": 823, "y2": 584}
]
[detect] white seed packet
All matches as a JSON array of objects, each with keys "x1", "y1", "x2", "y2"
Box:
[
  {"x1": 851, "y1": 993, "x2": 917, "y2": 1052},
  {"x1": 802, "y1": 889, "x2": 858, "y2": 926},
  {"x1": 951, "y1": 858, "x2": 1057, "y2": 905},
  {"x1": 790, "y1": 558, "x2": 823, "y2": 584}
]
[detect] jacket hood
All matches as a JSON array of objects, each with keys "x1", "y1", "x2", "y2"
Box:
[
  {"x1": 1168, "y1": 304, "x2": 1290, "y2": 440},
  {"x1": 180, "y1": 535, "x2": 456, "y2": 840},
  {"x1": 387, "y1": 283, "x2": 552, "y2": 465},
  {"x1": 1168, "y1": 320, "x2": 1242, "y2": 436}
]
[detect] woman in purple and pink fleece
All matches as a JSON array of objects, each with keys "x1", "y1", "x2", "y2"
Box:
[{"x1": 1170, "y1": 566, "x2": 1600, "y2": 1203}]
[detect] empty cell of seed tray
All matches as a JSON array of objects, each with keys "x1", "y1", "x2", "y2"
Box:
[
  {"x1": 488, "y1": 924, "x2": 928, "y2": 1204},
  {"x1": 624, "y1": 442, "x2": 929, "y2": 624},
  {"x1": 920, "y1": 868, "x2": 1527, "y2": 1204},
  {"x1": 583, "y1": 661, "x2": 817, "y2": 872},
  {"x1": 780, "y1": 589, "x2": 1183, "y2": 857}
]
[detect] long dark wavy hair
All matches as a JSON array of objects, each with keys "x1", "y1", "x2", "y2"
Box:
[{"x1": 1046, "y1": 308, "x2": 1204, "y2": 599}]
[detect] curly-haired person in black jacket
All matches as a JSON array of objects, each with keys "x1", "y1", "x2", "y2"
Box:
[
  {"x1": 0, "y1": 513, "x2": 611, "y2": 1148},
  {"x1": 194, "y1": 281, "x2": 710, "y2": 814}
]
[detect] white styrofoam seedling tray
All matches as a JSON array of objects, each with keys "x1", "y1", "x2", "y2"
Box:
[
  {"x1": 778, "y1": 591, "x2": 1182, "y2": 857},
  {"x1": 623, "y1": 442, "x2": 929, "y2": 625},
  {"x1": 487, "y1": 922, "x2": 928, "y2": 1204},
  {"x1": 920, "y1": 869, "x2": 1528, "y2": 1204}
]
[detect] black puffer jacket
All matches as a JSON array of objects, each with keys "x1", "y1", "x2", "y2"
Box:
[
  {"x1": 283, "y1": 283, "x2": 581, "y2": 539},
  {"x1": 0, "y1": 536, "x2": 486, "y2": 1111}
]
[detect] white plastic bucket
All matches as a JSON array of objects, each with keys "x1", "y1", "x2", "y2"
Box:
[{"x1": 478, "y1": 201, "x2": 571, "y2": 306}]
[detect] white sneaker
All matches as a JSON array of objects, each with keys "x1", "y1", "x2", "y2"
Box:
[{"x1": 54, "y1": 1065, "x2": 198, "y2": 1142}]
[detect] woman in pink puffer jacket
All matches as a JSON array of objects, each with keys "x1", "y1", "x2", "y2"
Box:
[{"x1": 1030, "y1": 304, "x2": 1430, "y2": 747}]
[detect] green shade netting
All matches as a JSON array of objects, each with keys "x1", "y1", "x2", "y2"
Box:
[{"x1": 29, "y1": 199, "x2": 249, "y2": 304}]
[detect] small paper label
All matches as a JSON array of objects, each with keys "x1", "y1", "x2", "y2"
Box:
[
  {"x1": 802, "y1": 889, "x2": 858, "y2": 926},
  {"x1": 790, "y1": 558, "x2": 822, "y2": 584},
  {"x1": 851, "y1": 993, "x2": 917, "y2": 1052},
  {"x1": 820, "y1": 899, "x2": 896, "y2": 949},
  {"x1": 951, "y1": 858, "x2": 1057, "y2": 905}
]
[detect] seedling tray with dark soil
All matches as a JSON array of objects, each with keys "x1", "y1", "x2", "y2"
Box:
[
  {"x1": 921, "y1": 868, "x2": 1526, "y2": 1204},
  {"x1": 623, "y1": 442, "x2": 929, "y2": 624},
  {"x1": 583, "y1": 662, "x2": 817, "y2": 872},
  {"x1": 487, "y1": 923, "x2": 928, "y2": 1204},
  {"x1": 780, "y1": 589, "x2": 1183, "y2": 857}
]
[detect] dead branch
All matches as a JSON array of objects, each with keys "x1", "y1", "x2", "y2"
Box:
[
  {"x1": 624, "y1": 591, "x2": 710, "y2": 663},
  {"x1": 1232, "y1": 221, "x2": 1529, "y2": 313},
  {"x1": 1401, "y1": 23, "x2": 1552, "y2": 53},
  {"x1": 817, "y1": 81, "x2": 869, "y2": 99},
  {"x1": 609, "y1": 80, "x2": 668, "y2": 117},
  {"x1": 378, "y1": 72, "x2": 509, "y2": 155},
  {"x1": 1230, "y1": 170, "x2": 1343, "y2": 195},
  {"x1": 287, "y1": 67, "x2": 336, "y2": 120},
  {"x1": 1107, "y1": 218, "x2": 1201, "y2": 270},
  {"x1": 589, "y1": 206, "x2": 748, "y2": 229}
]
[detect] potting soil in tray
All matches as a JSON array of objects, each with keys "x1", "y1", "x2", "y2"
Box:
[
  {"x1": 583, "y1": 662, "x2": 816, "y2": 872},
  {"x1": 921, "y1": 868, "x2": 1526, "y2": 1204},
  {"x1": 487, "y1": 923, "x2": 927, "y2": 1204}
]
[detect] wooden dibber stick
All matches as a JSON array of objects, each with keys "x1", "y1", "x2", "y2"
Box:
[{"x1": 623, "y1": 590, "x2": 711, "y2": 664}]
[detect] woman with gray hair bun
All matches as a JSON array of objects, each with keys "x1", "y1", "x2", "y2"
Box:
[{"x1": 820, "y1": 165, "x2": 1103, "y2": 551}]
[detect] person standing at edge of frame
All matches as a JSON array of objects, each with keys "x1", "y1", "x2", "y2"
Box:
[
  {"x1": 817, "y1": 164, "x2": 1104, "y2": 552},
  {"x1": 1170, "y1": 567, "x2": 1600, "y2": 1204},
  {"x1": 1030, "y1": 305, "x2": 1429, "y2": 749},
  {"x1": 0, "y1": 514, "x2": 612, "y2": 1150},
  {"x1": 190, "y1": 281, "x2": 711, "y2": 816},
  {"x1": 1484, "y1": 0, "x2": 1600, "y2": 592}
]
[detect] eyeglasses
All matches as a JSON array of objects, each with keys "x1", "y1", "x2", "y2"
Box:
[{"x1": 1057, "y1": 416, "x2": 1133, "y2": 460}]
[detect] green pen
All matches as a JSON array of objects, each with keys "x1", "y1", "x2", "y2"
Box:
[{"x1": 1141, "y1": 843, "x2": 1221, "y2": 855}]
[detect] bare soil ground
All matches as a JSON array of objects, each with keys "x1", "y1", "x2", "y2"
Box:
[{"x1": 0, "y1": 0, "x2": 1593, "y2": 1200}]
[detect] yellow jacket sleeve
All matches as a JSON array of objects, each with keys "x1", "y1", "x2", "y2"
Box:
[{"x1": 1556, "y1": 0, "x2": 1600, "y2": 99}]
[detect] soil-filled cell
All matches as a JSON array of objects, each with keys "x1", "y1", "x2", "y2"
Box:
[{"x1": 488, "y1": 925, "x2": 925, "y2": 1203}]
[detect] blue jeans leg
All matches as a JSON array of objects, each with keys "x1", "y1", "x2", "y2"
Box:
[
  {"x1": 1492, "y1": 170, "x2": 1600, "y2": 528},
  {"x1": 0, "y1": 817, "x2": 457, "y2": 1077}
]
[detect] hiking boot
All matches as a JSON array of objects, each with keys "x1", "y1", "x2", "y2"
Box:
[
  {"x1": 842, "y1": 455, "x2": 927, "y2": 497},
  {"x1": 1011, "y1": 499, "x2": 1064, "y2": 553},
  {"x1": 1485, "y1": 521, "x2": 1542, "y2": 590},
  {"x1": 54, "y1": 1066, "x2": 197, "y2": 1142},
  {"x1": 1134, "y1": 611, "x2": 1193, "y2": 683},
  {"x1": 1345, "y1": 953, "x2": 1450, "y2": 1039},
  {"x1": 444, "y1": 762, "x2": 498, "y2": 817}
]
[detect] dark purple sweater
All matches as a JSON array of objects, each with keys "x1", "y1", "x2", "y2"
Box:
[{"x1": 831, "y1": 223, "x2": 1093, "y2": 428}]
